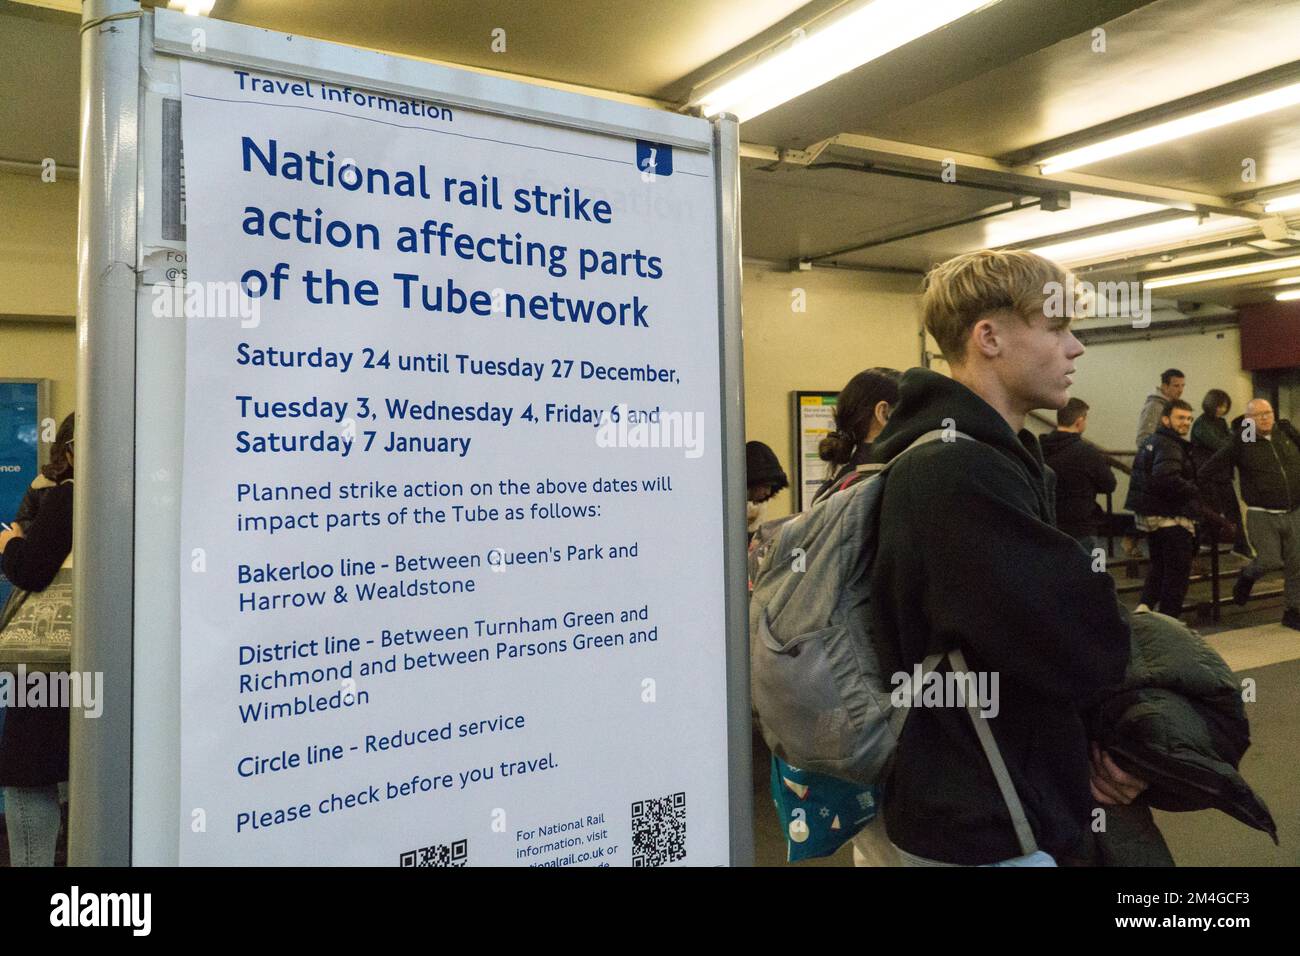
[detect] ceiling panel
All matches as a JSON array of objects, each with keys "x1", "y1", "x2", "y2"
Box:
[
  {"x1": 740, "y1": 159, "x2": 1021, "y2": 263},
  {"x1": 738, "y1": 0, "x2": 1157, "y2": 147},
  {"x1": 160, "y1": 0, "x2": 815, "y2": 101},
  {"x1": 855, "y1": 0, "x2": 1300, "y2": 161},
  {"x1": 4, "y1": 0, "x2": 1297, "y2": 302}
]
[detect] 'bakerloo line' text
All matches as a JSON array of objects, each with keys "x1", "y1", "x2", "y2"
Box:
[{"x1": 234, "y1": 543, "x2": 639, "y2": 612}]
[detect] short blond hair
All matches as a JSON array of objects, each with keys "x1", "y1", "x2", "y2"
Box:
[{"x1": 922, "y1": 250, "x2": 1071, "y2": 363}]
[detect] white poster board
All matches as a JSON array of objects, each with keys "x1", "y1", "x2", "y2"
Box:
[{"x1": 173, "y1": 54, "x2": 732, "y2": 866}]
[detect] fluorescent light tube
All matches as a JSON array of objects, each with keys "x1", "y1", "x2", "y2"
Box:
[
  {"x1": 1263, "y1": 192, "x2": 1300, "y2": 213},
  {"x1": 1144, "y1": 253, "x2": 1300, "y2": 289},
  {"x1": 693, "y1": 0, "x2": 998, "y2": 121},
  {"x1": 1275, "y1": 289, "x2": 1300, "y2": 301},
  {"x1": 168, "y1": 0, "x2": 216, "y2": 15},
  {"x1": 1040, "y1": 80, "x2": 1300, "y2": 174},
  {"x1": 1028, "y1": 216, "x2": 1207, "y2": 264}
]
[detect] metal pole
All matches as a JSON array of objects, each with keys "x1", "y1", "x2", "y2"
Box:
[
  {"x1": 69, "y1": 0, "x2": 141, "y2": 866},
  {"x1": 1105, "y1": 492, "x2": 1114, "y2": 558},
  {"x1": 714, "y1": 114, "x2": 754, "y2": 867},
  {"x1": 1210, "y1": 526, "x2": 1221, "y2": 623}
]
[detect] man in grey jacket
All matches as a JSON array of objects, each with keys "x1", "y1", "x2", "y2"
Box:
[{"x1": 1136, "y1": 368, "x2": 1186, "y2": 448}]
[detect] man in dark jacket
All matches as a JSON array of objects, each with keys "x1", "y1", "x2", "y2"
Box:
[
  {"x1": 1125, "y1": 399, "x2": 1199, "y2": 618},
  {"x1": 1041, "y1": 397, "x2": 1117, "y2": 554},
  {"x1": 1204, "y1": 399, "x2": 1300, "y2": 630},
  {"x1": 870, "y1": 250, "x2": 1136, "y2": 866}
]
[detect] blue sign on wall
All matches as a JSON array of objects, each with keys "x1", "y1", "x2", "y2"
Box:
[{"x1": 0, "y1": 381, "x2": 45, "y2": 608}]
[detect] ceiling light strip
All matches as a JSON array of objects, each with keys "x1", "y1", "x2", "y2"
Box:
[
  {"x1": 1040, "y1": 80, "x2": 1300, "y2": 174},
  {"x1": 690, "y1": 0, "x2": 998, "y2": 122},
  {"x1": 1144, "y1": 253, "x2": 1300, "y2": 290}
]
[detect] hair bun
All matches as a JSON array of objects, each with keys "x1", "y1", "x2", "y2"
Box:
[{"x1": 818, "y1": 430, "x2": 854, "y2": 465}]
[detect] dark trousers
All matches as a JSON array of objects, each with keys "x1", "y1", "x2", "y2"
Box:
[{"x1": 1140, "y1": 525, "x2": 1195, "y2": 617}]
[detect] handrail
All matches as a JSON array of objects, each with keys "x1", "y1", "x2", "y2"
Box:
[{"x1": 1100, "y1": 452, "x2": 1132, "y2": 476}]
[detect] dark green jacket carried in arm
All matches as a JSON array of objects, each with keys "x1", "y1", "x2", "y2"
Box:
[{"x1": 1089, "y1": 610, "x2": 1277, "y2": 856}]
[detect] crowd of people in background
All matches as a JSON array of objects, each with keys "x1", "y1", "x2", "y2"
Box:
[
  {"x1": 747, "y1": 249, "x2": 1290, "y2": 867},
  {"x1": 749, "y1": 361, "x2": 1300, "y2": 636}
]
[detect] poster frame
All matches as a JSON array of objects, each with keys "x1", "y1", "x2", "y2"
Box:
[
  {"x1": 791, "y1": 389, "x2": 839, "y2": 513},
  {"x1": 73, "y1": 1, "x2": 750, "y2": 866}
]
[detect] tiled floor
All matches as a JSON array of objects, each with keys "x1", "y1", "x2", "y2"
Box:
[{"x1": 1203, "y1": 620, "x2": 1300, "y2": 672}]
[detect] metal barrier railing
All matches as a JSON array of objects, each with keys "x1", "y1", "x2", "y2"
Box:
[{"x1": 1029, "y1": 418, "x2": 1276, "y2": 625}]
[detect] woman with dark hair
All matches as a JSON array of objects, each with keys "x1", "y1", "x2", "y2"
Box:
[
  {"x1": 810, "y1": 367, "x2": 902, "y2": 507},
  {"x1": 0, "y1": 412, "x2": 74, "y2": 865},
  {"x1": 1190, "y1": 390, "x2": 1250, "y2": 557},
  {"x1": 13, "y1": 412, "x2": 74, "y2": 531},
  {"x1": 745, "y1": 441, "x2": 789, "y2": 540},
  {"x1": 803, "y1": 367, "x2": 904, "y2": 867}
]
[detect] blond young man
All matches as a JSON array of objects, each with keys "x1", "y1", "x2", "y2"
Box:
[{"x1": 869, "y1": 250, "x2": 1140, "y2": 866}]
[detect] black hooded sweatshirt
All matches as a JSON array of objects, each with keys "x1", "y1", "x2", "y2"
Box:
[
  {"x1": 869, "y1": 369, "x2": 1130, "y2": 864},
  {"x1": 1039, "y1": 430, "x2": 1117, "y2": 537}
]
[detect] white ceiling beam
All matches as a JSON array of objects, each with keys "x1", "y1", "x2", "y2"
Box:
[{"x1": 743, "y1": 132, "x2": 1263, "y2": 219}]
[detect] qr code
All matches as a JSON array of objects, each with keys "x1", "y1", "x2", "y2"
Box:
[
  {"x1": 631, "y1": 792, "x2": 686, "y2": 867},
  {"x1": 399, "y1": 839, "x2": 467, "y2": 867}
]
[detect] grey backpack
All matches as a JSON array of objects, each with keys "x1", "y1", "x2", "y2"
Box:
[{"x1": 749, "y1": 429, "x2": 1038, "y2": 855}]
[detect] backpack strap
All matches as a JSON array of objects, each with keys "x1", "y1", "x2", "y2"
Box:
[
  {"x1": 888, "y1": 429, "x2": 1039, "y2": 856},
  {"x1": 884, "y1": 428, "x2": 973, "y2": 473},
  {"x1": 899, "y1": 648, "x2": 1036, "y2": 856},
  {"x1": 824, "y1": 430, "x2": 969, "y2": 500},
  {"x1": 949, "y1": 647, "x2": 1039, "y2": 856}
]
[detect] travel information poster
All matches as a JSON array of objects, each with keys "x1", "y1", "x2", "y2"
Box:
[{"x1": 176, "y1": 60, "x2": 728, "y2": 865}]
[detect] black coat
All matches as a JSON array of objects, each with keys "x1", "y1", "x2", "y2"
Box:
[
  {"x1": 1040, "y1": 430, "x2": 1117, "y2": 537},
  {"x1": 1125, "y1": 426, "x2": 1200, "y2": 519},
  {"x1": 11, "y1": 475, "x2": 58, "y2": 531},
  {"x1": 869, "y1": 369, "x2": 1130, "y2": 864},
  {"x1": 0, "y1": 480, "x2": 72, "y2": 787},
  {"x1": 1191, "y1": 415, "x2": 1238, "y2": 509},
  {"x1": 1089, "y1": 610, "x2": 1276, "y2": 844},
  {"x1": 1204, "y1": 419, "x2": 1300, "y2": 512},
  {"x1": 1190, "y1": 414, "x2": 1231, "y2": 470}
]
